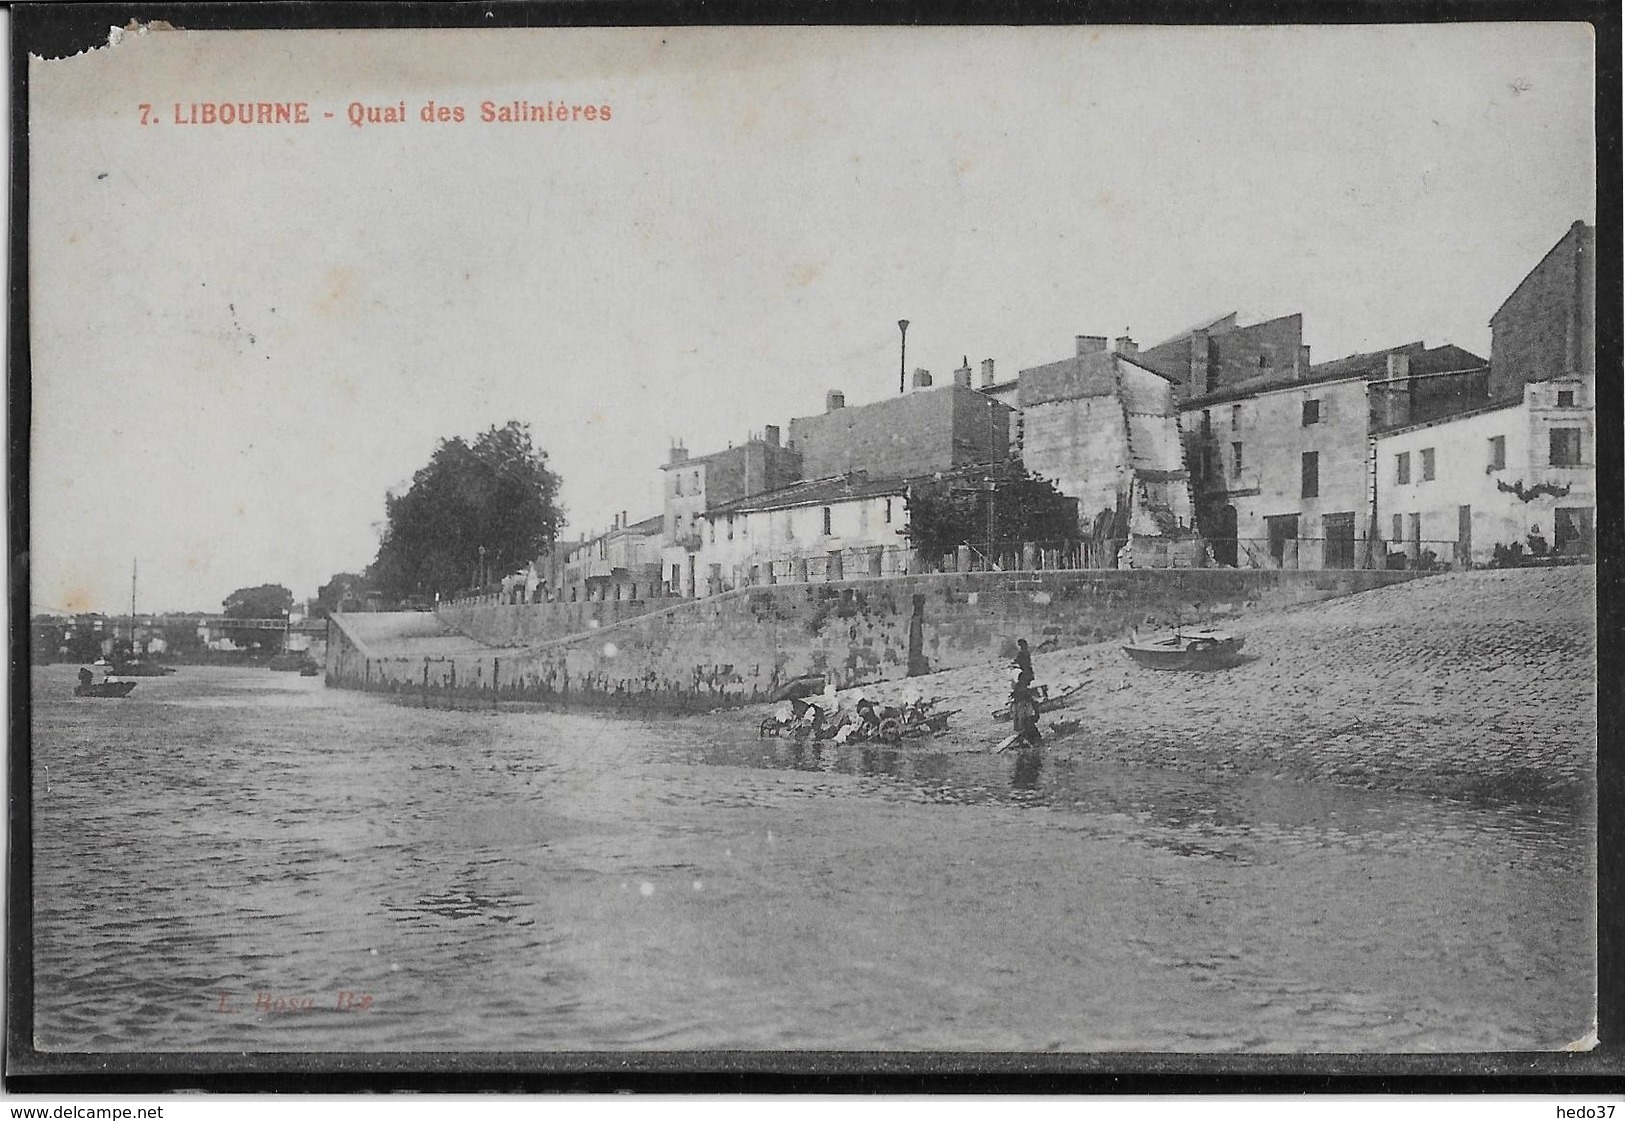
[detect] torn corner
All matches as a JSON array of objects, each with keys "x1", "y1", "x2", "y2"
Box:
[
  {"x1": 1562, "y1": 1026, "x2": 1599, "y2": 1051},
  {"x1": 106, "y1": 20, "x2": 179, "y2": 49},
  {"x1": 28, "y1": 17, "x2": 181, "y2": 62}
]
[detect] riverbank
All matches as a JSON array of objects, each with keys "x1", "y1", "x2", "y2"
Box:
[{"x1": 723, "y1": 566, "x2": 1596, "y2": 804}]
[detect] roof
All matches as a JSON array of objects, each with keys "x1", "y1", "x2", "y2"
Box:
[
  {"x1": 1018, "y1": 350, "x2": 1179, "y2": 408},
  {"x1": 706, "y1": 472, "x2": 908, "y2": 516},
  {"x1": 1490, "y1": 220, "x2": 1593, "y2": 323},
  {"x1": 1148, "y1": 311, "x2": 1238, "y2": 350},
  {"x1": 1180, "y1": 343, "x2": 1488, "y2": 410},
  {"x1": 660, "y1": 438, "x2": 796, "y2": 472},
  {"x1": 1371, "y1": 399, "x2": 1522, "y2": 440},
  {"x1": 1118, "y1": 351, "x2": 1184, "y2": 384}
]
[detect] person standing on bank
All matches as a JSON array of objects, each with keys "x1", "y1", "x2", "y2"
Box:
[{"x1": 1012, "y1": 638, "x2": 1034, "y2": 690}]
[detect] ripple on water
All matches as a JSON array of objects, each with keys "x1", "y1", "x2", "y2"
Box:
[{"x1": 28, "y1": 665, "x2": 1595, "y2": 1053}]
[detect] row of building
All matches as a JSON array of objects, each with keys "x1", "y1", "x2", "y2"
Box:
[{"x1": 507, "y1": 221, "x2": 1594, "y2": 605}]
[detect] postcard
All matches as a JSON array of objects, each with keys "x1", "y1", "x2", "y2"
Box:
[{"x1": 14, "y1": 12, "x2": 1609, "y2": 1086}]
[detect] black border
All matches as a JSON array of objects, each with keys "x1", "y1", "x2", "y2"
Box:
[{"x1": 7, "y1": 0, "x2": 1623, "y2": 1095}]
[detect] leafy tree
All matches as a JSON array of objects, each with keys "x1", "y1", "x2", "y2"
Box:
[
  {"x1": 221, "y1": 584, "x2": 294, "y2": 652},
  {"x1": 223, "y1": 584, "x2": 294, "y2": 619},
  {"x1": 370, "y1": 421, "x2": 563, "y2": 601},
  {"x1": 905, "y1": 463, "x2": 1078, "y2": 560}
]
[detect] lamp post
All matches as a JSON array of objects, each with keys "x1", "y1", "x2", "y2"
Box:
[
  {"x1": 897, "y1": 319, "x2": 910, "y2": 395},
  {"x1": 477, "y1": 544, "x2": 487, "y2": 591}
]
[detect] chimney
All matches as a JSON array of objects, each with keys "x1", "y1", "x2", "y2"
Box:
[
  {"x1": 1189, "y1": 332, "x2": 1210, "y2": 396},
  {"x1": 1386, "y1": 353, "x2": 1411, "y2": 380},
  {"x1": 668, "y1": 440, "x2": 689, "y2": 465},
  {"x1": 912, "y1": 368, "x2": 933, "y2": 390},
  {"x1": 1075, "y1": 335, "x2": 1107, "y2": 356},
  {"x1": 764, "y1": 424, "x2": 780, "y2": 447},
  {"x1": 980, "y1": 358, "x2": 996, "y2": 387},
  {"x1": 826, "y1": 389, "x2": 846, "y2": 411},
  {"x1": 954, "y1": 356, "x2": 973, "y2": 389},
  {"x1": 1114, "y1": 335, "x2": 1138, "y2": 355}
]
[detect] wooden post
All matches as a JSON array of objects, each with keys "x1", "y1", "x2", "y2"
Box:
[
  {"x1": 448, "y1": 661, "x2": 456, "y2": 709},
  {"x1": 493, "y1": 657, "x2": 500, "y2": 709},
  {"x1": 423, "y1": 658, "x2": 430, "y2": 707}
]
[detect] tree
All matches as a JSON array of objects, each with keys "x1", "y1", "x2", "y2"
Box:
[
  {"x1": 223, "y1": 584, "x2": 294, "y2": 619},
  {"x1": 370, "y1": 421, "x2": 563, "y2": 601},
  {"x1": 222, "y1": 584, "x2": 294, "y2": 652},
  {"x1": 904, "y1": 462, "x2": 1078, "y2": 561}
]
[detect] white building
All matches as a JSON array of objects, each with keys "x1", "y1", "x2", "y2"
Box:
[
  {"x1": 1374, "y1": 379, "x2": 1594, "y2": 567},
  {"x1": 692, "y1": 473, "x2": 912, "y2": 596}
]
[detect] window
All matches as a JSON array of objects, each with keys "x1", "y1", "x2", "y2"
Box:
[
  {"x1": 1231, "y1": 442, "x2": 1243, "y2": 478},
  {"x1": 884, "y1": 498, "x2": 893, "y2": 524},
  {"x1": 822, "y1": 506, "x2": 832, "y2": 535},
  {"x1": 1302, "y1": 399, "x2": 1321, "y2": 426},
  {"x1": 1488, "y1": 435, "x2": 1506, "y2": 470},
  {"x1": 726, "y1": 515, "x2": 734, "y2": 541},
  {"x1": 1201, "y1": 410, "x2": 1212, "y2": 437},
  {"x1": 1392, "y1": 514, "x2": 1403, "y2": 542},
  {"x1": 1231, "y1": 404, "x2": 1242, "y2": 430},
  {"x1": 1549, "y1": 428, "x2": 1582, "y2": 466},
  {"x1": 1258, "y1": 354, "x2": 1270, "y2": 370},
  {"x1": 1421, "y1": 448, "x2": 1435, "y2": 482},
  {"x1": 1301, "y1": 451, "x2": 1319, "y2": 498},
  {"x1": 1396, "y1": 451, "x2": 1411, "y2": 485},
  {"x1": 1557, "y1": 389, "x2": 1576, "y2": 407}
]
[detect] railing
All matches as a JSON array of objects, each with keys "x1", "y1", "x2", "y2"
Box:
[{"x1": 1222, "y1": 537, "x2": 1467, "y2": 571}]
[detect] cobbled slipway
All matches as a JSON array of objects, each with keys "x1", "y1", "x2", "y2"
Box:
[{"x1": 744, "y1": 566, "x2": 1596, "y2": 803}]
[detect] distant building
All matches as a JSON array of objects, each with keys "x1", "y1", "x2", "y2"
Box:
[
  {"x1": 1138, "y1": 312, "x2": 1312, "y2": 404},
  {"x1": 787, "y1": 377, "x2": 1012, "y2": 481},
  {"x1": 661, "y1": 428, "x2": 803, "y2": 597},
  {"x1": 1312, "y1": 341, "x2": 1491, "y2": 430},
  {"x1": 1017, "y1": 334, "x2": 1201, "y2": 567},
  {"x1": 692, "y1": 472, "x2": 913, "y2": 596},
  {"x1": 560, "y1": 514, "x2": 665, "y2": 603},
  {"x1": 1489, "y1": 220, "x2": 1595, "y2": 404},
  {"x1": 1180, "y1": 337, "x2": 1488, "y2": 569},
  {"x1": 973, "y1": 357, "x2": 1021, "y2": 451},
  {"x1": 1375, "y1": 378, "x2": 1594, "y2": 567}
]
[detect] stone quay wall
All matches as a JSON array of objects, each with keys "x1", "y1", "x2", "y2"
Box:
[
  {"x1": 436, "y1": 597, "x2": 673, "y2": 648},
  {"x1": 329, "y1": 568, "x2": 1424, "y2": 712}
]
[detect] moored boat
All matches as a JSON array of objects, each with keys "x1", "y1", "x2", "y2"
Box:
[
  {"x1": 74, "y1": 680, "x2": 137, "y2": 698},
  {"x1": 1122, "y1": 626, "x2": 1244, "y2": 670}
]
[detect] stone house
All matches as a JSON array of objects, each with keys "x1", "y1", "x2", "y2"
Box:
[
  {"x1": 692, "y1": 473, "x2": 912, "y2": 596},
  {"x1": 1375, "y1": 378, "x2": 1594, "y2": 567},
  {"x1": 1180, "y1": 339, "x2": 1489, "y2": 569},
  {"x1": 560, "y1": 514, "x2": 665, "y2": 603},
  {"x1": 1017, "y1": 335, "x2": 1201, "y2": 567},
  {"x1": 787, "y1": 376, "x2": 1013, "y2": 481},
  {"x1": 660, "y1": 428, "x2": 803, "y2": 598},
  {"x1": 1489, "y1": 220, "x2": 1595, "y2": 404}
]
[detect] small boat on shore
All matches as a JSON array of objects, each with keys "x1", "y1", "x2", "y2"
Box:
[
  {"x1": 1122, "y1": 626, "x2": 1244, "y2": 670},
  {"x1": 74, "y1": 680, "x2": 137, "y2": 698}
]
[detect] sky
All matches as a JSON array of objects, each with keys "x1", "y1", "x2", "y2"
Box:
[{"x1": 27, "y1": 23, "x2": 1597, "y2": 615}]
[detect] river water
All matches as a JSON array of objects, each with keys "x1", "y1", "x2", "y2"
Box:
[{"x1": 29, "y1": 665, "x2": 1594, "y2": 1053}]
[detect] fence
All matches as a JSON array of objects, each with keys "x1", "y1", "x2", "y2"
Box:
[
  {"x1": 439, "y1": 534, "x2": 1499, "y2": 612},
  {"x1": 1229, "y1": 537, "x2": 1466, "y2": 572}
]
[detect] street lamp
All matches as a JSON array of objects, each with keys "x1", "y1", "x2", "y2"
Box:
[
  {"x1": 478, "y1": 544, "x2": 487, "y2": 590},
  {"x1": 897, "y1": 320, "x2": 910, "y2": 395}
]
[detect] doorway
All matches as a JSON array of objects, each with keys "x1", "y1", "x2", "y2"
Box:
[
  {"x1": 1323, "y1": 512, "x2": 1356, "y2": 569},
  {"x1": 1265, "y1": 514, "x2": 1299, "y2": 568}
]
